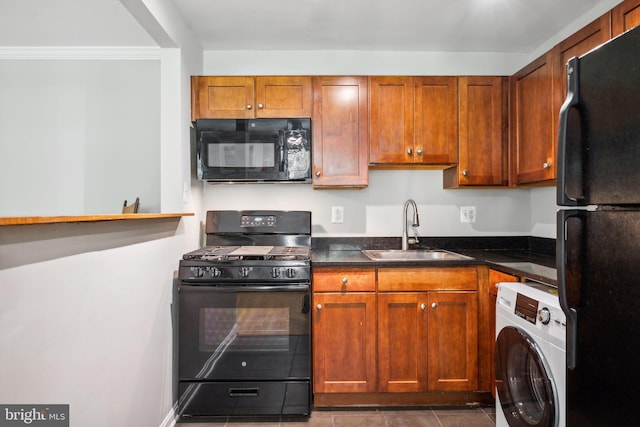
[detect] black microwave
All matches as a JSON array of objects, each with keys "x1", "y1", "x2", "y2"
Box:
[{"x1": 195, "y1": 118, "x2": 311, "y2": 183}]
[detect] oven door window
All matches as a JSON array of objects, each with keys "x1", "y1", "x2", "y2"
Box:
[{"x1": 179, "y1": 286, "x2": 310, "y2": 381}]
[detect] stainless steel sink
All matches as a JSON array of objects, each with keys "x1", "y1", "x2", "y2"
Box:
[{"x1": 361, "y1": 249, "x2": 473, "y2": 262}]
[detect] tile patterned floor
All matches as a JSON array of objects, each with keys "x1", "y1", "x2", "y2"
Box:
[{"x1": 178, "y1": 406, "x2": 496, "y2": 427}]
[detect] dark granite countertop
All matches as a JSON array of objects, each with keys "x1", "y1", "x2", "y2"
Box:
[{"x1": 311, "y1": 236, "x2": 557, "y2": 286}]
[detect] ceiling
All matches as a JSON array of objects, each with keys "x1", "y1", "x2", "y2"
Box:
[{"x1": 0, "y1": 0, "x2": 619, "y2": 54}]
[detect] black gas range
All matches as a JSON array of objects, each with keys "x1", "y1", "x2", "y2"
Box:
[{"x1": 177, "y1": 210, "x2": 311, "y2": 420}]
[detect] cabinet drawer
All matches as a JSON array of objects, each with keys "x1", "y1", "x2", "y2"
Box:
[
  {"x1": 313, "y1": 268, "x2": 376, "y2": 292},
  {"x1": 378, "y1": 267, "x2": 478, "y2": 291}
]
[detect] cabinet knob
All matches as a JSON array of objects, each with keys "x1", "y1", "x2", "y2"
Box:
[
  {"x1": 258, "y1": 103, "x2": 264, "y2": 109},
  {"x1": 246, "y1": 104, "x2": 253, "y2": 110},
  {"x1": 462, "y1": 169, "x2": 469, "y2": 176},
  {"x1": 420, "y1": 303, "x2": 426, "y2": 311},
  {"x1": 342, "y1": 277, "x2": 348, "y2": 284},
  {"x1": 543, "y1": 162, "x2": 551, "y2": 169},
  {"x1": 431, "y1": 302, "x2": 437, "y2": 309},
  {"x1": 316, "y1": 304, "x2": 322, "y2": 310},
  {"x1": 416, "y1": 148, "x2": 423, "y2": 155},
  {"x1": 407, "y1": 148, "x2": 413, "y2": 155},
  {"x1": 315, "y1": 171, "x2": 321, "y2": 177}
]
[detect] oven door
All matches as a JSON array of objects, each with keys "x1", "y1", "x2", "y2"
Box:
[{"x1": 178, "y1": 283, "x2": 310, "y2": 382}]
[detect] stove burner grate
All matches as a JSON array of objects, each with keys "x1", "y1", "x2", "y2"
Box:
[{"x1": 183, "y1": 245, "x2": 311, "y2": 262}]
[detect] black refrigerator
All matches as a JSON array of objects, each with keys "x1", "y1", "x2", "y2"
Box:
[{"x1": 557, "y1": 25, "x2": 640, "y2": 426}]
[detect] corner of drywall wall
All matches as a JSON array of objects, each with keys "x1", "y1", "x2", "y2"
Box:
[{"x1": 530, "y1": 186, "x2": 557, "y2": 238}]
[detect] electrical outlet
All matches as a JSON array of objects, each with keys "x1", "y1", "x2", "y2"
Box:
[
  {"x1": 460, "y1": 206, "x2": 476, "y2": 223},
  {"x1": 331, "y1": 206, "x2": 344, "y2": 224}
]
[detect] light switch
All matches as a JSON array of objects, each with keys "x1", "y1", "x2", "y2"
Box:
[{"x1": 460, "y1": 206, "x2": 476, "y2": 223}]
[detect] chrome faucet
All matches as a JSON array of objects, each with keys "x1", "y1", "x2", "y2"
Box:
[{"x1": 402, "y1": 199, "x2": 420, "y2": 250}]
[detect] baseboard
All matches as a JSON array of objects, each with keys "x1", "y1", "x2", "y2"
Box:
[{"x1": 159, "y1": 404, "x2": 178, "y2": 427}]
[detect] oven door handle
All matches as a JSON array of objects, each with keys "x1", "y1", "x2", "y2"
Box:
[{"x1": 179, "y1": 284, "x2": 309, "y2": 293}]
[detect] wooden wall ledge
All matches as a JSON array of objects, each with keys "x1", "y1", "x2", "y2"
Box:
[{"x1": 0, "y1": 213, "x2": 194, "y2": 226}]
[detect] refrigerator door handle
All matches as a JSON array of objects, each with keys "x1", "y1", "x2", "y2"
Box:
[
  {"x1": 557, "y1": 209, "x2": 582, "y2": 369},
  {"x1": 557, "y1": 56, "x2": 583, "y2": 206}
]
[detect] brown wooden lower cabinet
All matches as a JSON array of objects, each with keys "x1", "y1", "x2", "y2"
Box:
[
  {"x1": 312, "y1": 267, "x2": 377, "y2": 393},
  {"x1": 378, "y1": 292, "x2": 428, "y2": 392},
  {"x1": 427, "y1": 291, "x2": 479, "y2": 391},
  {"x1": 313, "y1": 266, "x2": 489, "y2": 406},
  {"x1": 312, "y1": 292, "x2": 377, "y2": 393}
]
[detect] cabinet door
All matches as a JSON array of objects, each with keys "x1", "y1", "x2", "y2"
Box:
[
  {"x1": 378, "y1": 292, "x2": 428, "y2": 392},
  {"x1": 612, "y1": 0, "x2": 640, "y2": 36},
  {"x1": 553, "y1": 15, "x2": 611, "y2": 145},
  {"x1": 313, "y1": 292, "x2": 377, "y2": 393},
  {"x1": 414, "y1": 76, "x2": 458, "y2": 164},
  {"x1": 312, "y1": 76, "x2": 368, "y2": 187},
  {"x1": 255, "y1": 76, "x2": 312, "y2": 118},
  {"x1": 369, "y1": 76, "x2": 414, "y2": 164},
  {"x1": 427, "y1": 291, "x2": 478, "y2": 391},
  {"x1": 445, "y1": 76, "x2": 507, "y2": 187},
  {"x1": 509, "y1": 52, "x2": 556, "y2": 185},
  {"x1": 191, "y1": 76, "x2": 255, "y2": 120}
]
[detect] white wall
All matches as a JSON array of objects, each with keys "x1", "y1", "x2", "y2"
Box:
[
  {"x1": 0, "y1": 2, "x2": 203, "y2": 426},
  {"x1": 0, "y1": 57, "x2": 161, "y2": 215},
  {"x1": 203, "y1": 170, "x2": 533, "y2": 237},
  {"x1": 0, "y1": 222, "x2": 189, "y2": 427}
]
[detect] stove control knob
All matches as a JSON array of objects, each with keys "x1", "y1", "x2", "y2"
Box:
[
  {"x1": 209, "y1": 267, "x2": 221, "y2": 278},
  {"x1": 286, "y1": 268, "x2": 296, "y2": 278},
  {"x1": 538, "y1": 307, "x2": 551, "y2": 325},
  {"x1": 240, "y1": 267, "x2": 250, "y2": 278},
  {"x1": 271, "y1": 268, "x2": 281, "y2": 278},
  {"x1": 192, "y1": 267, "x2": 205, "y2": 278}
]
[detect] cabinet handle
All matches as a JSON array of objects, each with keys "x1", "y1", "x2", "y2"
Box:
[
  {"x1": 315, "y1": 171, "x2": 321, "y2": 177},
  {"x1": 246, "y1": 104, "x2": 253, "y2": 110},
  {"x1": 416, "y1": 148, "x2": 423, "y2": 155},
  {"x1": 342, "y1": 277, "x2": 348, "y2": 284},
  {"x1": 407, "y1": 148, "x2": 413, "y2": 155},
  {"x1": 431, "y1": 302, "x2": 437, "y2": 309},
  {"x1": 543, "y1": 162, "x2": 552, "y2": 169},
  {"x1": 316, "y1": 304, "x2": 322, "y2": 310},
  {"x1": 420, "y1": 303, "x2": 426, "y2": 310},
  {"x1": 462, "y1": 169, "x2": 469, "y2": 176},
  {"x1": 258, "y1": 103, "x2": 264, "y2": 109}
]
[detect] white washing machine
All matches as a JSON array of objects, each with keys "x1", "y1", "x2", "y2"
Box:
[{"x1": 495, "y1": 282, "x2": 566, "y2": 427}]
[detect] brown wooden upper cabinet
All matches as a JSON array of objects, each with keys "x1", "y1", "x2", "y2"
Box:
[
  {"x1": 613, "y1": 0, "x2": 640, "y2": 36},
  {"x1": 552, "y1": 14, "x2": 611, "y2": 144},
  {"x1": 509, "y1": 52, "x2": 556, "y2": 186},
  {"x1": 444, "y1": 76, "x2": 507, "y2": 188},
  {"x1": 191, "y1": 76, "x2": 312, "y2": 120},
  {"x1": 312, "y1": 76, "x2": 369, "y2": 188},
  {"x1": 510, "y1": 15, "x2": 611, "y2": 187},
  {"x1": 369, "y1": 76, "x2": 458, "y2": 166}
]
